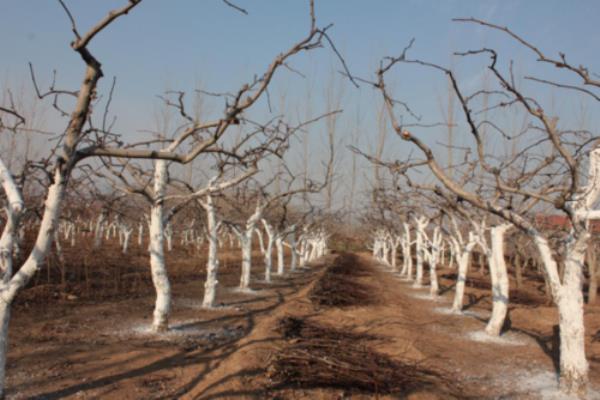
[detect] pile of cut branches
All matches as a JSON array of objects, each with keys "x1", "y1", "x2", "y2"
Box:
[
  {"x1": 276, "y1": 316, "x2": 375, "y2": 341},
  {"x1": 268, "y1": 317, "x2": 457, "y2": 396},
  {"x1": 309, "y1": 253, "x2": 376, "y2": 307}
]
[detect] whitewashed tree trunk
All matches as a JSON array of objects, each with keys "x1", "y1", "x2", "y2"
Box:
[
  {"x1": 451, "y1": 232, "x2": 476, "y2": 312},
  {"x1": 149, "y1": 160, "x2": 171, "y2": 332},
  {"x1": 0, "y1": 167, "x2": 64, "y2": 397},
  {"x1": 276, "y1": 235, "x2": 285, "y2": 275},
  {"x1": 93, "y1": 213, "x2": 105, "y2": 248},
  {"x1": 262, "y1": 220, "x2": 274, "y2": 282},
  {"x1": 0, "y1": 158, "x2": 23, "y2": 398},
  {"x1": 254, "y1": 228, "x2": 265, "y2": 255},
  {"x1": 202, "y1": 194, "x2": 220, "y2": 308},
  {"x1": 391, "y1": 236, "x2": 401, "y2": 271},
  {"x1": 164, "y1": 224, "x2": 173, "y2": 252},
  {"x1": 0, "y1": 301, "x2": 9, "y2": 397},
  {"x1": 401, "y1": 223, "x2": 413, "y2": 278},
  {"x1": 122, "y1": 228, "x2": 132, "y2": 254},
  {"x1": 414, "y1": 217, "x2": 428, "y2": 288},
  {"x1": 382, "y1": 237, "x2": 390, "y2": 265},
  {"x1": 485, "y1": 224, "x2": 512, "y2": 336},
  {"x1": 428, "y1": 227, "x2": 442, "y2": 298},
  {"x1": 239, "y1": 206, "x2": 262, "y2": 289},
  {"x1": 298, "y1": 236, "x2": 307, "y2": 266},
  {"x1": 309, "y1": 240, "x2": 319, "y2": 260},
  {"x1": 239, "y1": 232, "x2": 252, "y2": 289},
  {"x1": 535, "y1": 234, "x2": 589, "y2": 394}
]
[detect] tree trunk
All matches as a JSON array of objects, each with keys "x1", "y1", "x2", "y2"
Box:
[
  {"x1": 276, "y1": 236, "x2": 284, "y2": 275},
  {"x1": 535, "y1": 234, "x2": 588, "y2": 395},
  {"x1": 556, "y1": 236, "x2": 588, "y2": 395},
  {"x1": 485, "y1": 224, "x2": 511, "y2": 336},
  {"x1": 452, "y1": 250, "x2": 472, "y2": 312},
  {"x1": 401, "y1": 226, "x2": 412, "y2": 279},
  {"x1": 239, "y1": 232, "x2": 252, "y2": 290},
  {"x1": 0, "y1": 301, "x2": 10, "y2": 398},
  {"x1": 556, "y1": 282, "x2": 589, "y2": 395},
  {"x1": 255, "y1": 228, "x2": 265, "y2": 255},
  {"x1": 414, "y1": 231, "x2": 424, "y2": 287},
  {"x1": 391, "y1": 240, "x2": 399, "y2": 271},
  {"x1": 202, "y1": 194, "x2": 219, "y2": 308},
  {"x1": 122, "y1": 230, "x2": 131, "y2": 254},
  {"x1": 429, "y1": 251, "x2": 439, "y2": 298},
  {"x1": 264, "y1": 234, "x2": 274, "y2": 282},
  {"x1": 149, "y1": 160, "x2": 171, "y2": 332},
  {"x1": 0, "y1": 170, "x2": 66, "y2": 397}
]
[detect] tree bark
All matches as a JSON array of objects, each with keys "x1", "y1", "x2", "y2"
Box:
[
  {"x1": 485, "y1": 224, "x2": 511, "y2": 336},
  {"x1": 202, "y1": 194, "x2": 219, "y2": 308},
  {"x1": 414, "y1": 228, "x2": 425, "y2": 287},
  {"x1": 452, "y1": 251, "x2": 471, "y2": 312},
  {"x1": 535, "y1": 235, "x2": 588, "y2": 395},
  {"x1": 149, "y1": 160, "x2": 171, "y2": 332},
  {"x1": 0, "y1": 302, "x2": 10, "y2": 398},
  {"x1": 276, "y1": 236, "x2": 285, "y2": 275}
]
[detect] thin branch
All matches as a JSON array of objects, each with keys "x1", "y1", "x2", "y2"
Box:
[{"x1": 222, "y1": 0, "x2": 248, "y2": 15}]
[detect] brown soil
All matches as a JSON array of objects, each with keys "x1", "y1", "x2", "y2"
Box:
[{"x1": 6, "y1": 250, "x2": 600, "y2": 399}]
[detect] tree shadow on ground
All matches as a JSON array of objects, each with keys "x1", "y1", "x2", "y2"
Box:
[
  {"x1": 509, "y1": 324, "x2": 560, "y2": 375},
  {"x1": 26, "y1": 267, "x2": 321, "y2": 400}
]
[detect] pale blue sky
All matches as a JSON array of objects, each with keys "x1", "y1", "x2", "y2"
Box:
[{"x1": 2, "y1": 1, "x2": 599, "y2": 207}]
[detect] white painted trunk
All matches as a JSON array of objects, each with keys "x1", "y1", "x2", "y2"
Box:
[
  {"x1": 239, "y1": 232, "x2": 253, "y2": 289},
  {"x1": 202, "y1": 194, "x2": 219, "y2": 308},
  {"x1": 0, "y1": 169, "x2": 65, "y2": 397},
  {"x1": 149, "y1": 160, "x2": 171, "y2": 332},
  {"x1": 309, "y1": 241, "x2": 318, "y2": 261},
  {"x1": 400, "y1": 241, "x2": 409, "y2": 276},
  {"x1": 414, "y1": 232, "x2": 424, "y2": 287},
  {"x1": 122, "y1": 230, "x2": 131, "y2": 254},
  {"x1": 485, "y1": 225, "x2": 511, "y2": 336},
  {"x1": 558, "y1": 240, "x2": 589, "y2": 394},
  {"x1": 382, "y1": 240, "x2": 390, "y2": 265},
  {"x1": 255, "y1": 228, "x2": 265, "y2": 255},
  {"x1": 452, "y1": 251, "x2": 471, "y2": 312},
  {"x1": 93, "y1": 215, "x2": 104, "y2": 248},
  {"x1": 299, "y1": 239, "x2": 307, "y2": 266},
  {"x1": 557, "y1": 285, "x2": 588, "y2": 394},
  {"x1": 276, "y1": 236, "x2": 284, "y2": 275},
  {"x1": 264, "y1": 235, "x2": 274, "y2": 282},
  {"x1": 402, "y1": 224, "x2": 413, "y2": 279},
  {"x1": 0, "y1": 302, "x2": 10, "y2": 398},
  {"x1": 429, "y1": 256, "x2": 439, "y2": 298}
]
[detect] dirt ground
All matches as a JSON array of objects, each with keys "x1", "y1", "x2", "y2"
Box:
[{"x1": 6, "y1": 249, "x2": 600, "y2": 399}]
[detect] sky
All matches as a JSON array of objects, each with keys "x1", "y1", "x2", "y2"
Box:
[{"x1": 2, "y1": 0, "x2": 599, "y2": 211}]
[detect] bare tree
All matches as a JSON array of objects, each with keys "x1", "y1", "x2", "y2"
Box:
[{"x1": 362, "y1": 20, "x2": 600, "y2": 394}]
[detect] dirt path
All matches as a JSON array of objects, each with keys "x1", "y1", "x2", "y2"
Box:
[
  {"x1": 178, "y1": 252, "x2": 600, "y2": 399},
  {"x1": 361, "y1": 255, "x2": 599, "y2": 399}
]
